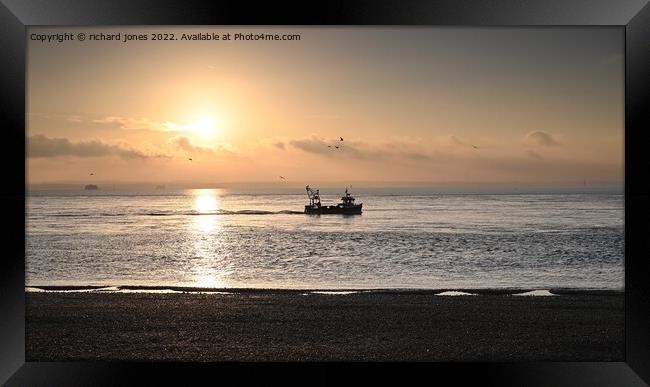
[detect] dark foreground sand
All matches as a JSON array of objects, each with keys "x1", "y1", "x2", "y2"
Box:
[{"x1": 26, "y1": 290, "x2": 623, "y2": 361}]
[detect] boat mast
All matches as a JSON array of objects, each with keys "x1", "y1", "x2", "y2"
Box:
[{"x1": 306, "y1": 185, "x2": 321, "y2": 207}]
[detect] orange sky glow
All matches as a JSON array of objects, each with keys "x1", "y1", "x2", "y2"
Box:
[{"x1": 27, "y1": 27, "x2": 623, "y2": 187}]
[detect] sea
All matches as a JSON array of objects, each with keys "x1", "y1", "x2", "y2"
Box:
[{"x1": 26, "y1": 187, "x2": 624, "y2": 291}]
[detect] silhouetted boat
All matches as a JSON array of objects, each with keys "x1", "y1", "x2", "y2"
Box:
[
  {"x1": 304, "y1": 186, "x2": 362, "y2": 215},
  {"x1": 84, "y1": 184, "x2": 98, "y2": 190}
]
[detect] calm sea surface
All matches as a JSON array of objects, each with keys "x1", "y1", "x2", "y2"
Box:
[{"x1": 26, "y1": 189, "x2": 624, "y2": 290}]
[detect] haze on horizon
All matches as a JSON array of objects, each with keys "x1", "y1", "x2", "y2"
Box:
[{"x1": 27, "y1": 27, "x2": 623, "y2": 187}]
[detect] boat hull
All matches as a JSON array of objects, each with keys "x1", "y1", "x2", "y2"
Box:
[{"x1": 304, "y1": 204, "x2": 362, "y2": 215}]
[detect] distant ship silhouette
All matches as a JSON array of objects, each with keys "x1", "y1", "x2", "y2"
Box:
[{"x1": 84, "y1": 184, "x2": 99, "y2": 190}]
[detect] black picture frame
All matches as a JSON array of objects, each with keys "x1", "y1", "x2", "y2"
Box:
[{"x1": 2, "y1": 0, "x2": 649, "y2": 385}]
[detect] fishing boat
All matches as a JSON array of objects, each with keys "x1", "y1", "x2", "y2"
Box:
[
  {"x1": 304, "y1": 186, "x2": 362, "y2": 215},
  {"x1": 84, "y1": 184, "x2": 98, "y2": 190}
]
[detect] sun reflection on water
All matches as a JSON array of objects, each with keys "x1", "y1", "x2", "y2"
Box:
[
  {"x1": 189, "y1": 189, "x2": 227, "y2": 288},
  {"x1": 193, "y1": 214, "x2": 219, "y2": 234},
  {"x1": 193, "y1": 273, "x2": 225, "y2": 289}
]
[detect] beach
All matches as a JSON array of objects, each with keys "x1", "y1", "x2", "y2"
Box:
[{"x1": 26, "y1": 290, "x2": 624, "y2": 361}]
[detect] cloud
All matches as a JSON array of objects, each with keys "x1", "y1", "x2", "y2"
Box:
[
  {"x1": 525, "y1": 131, "x2": 560, "y2": 147},
  {"x1": 305, "y1": 114, "x2": 341, "y2": 120},
  {"x1": 93, "y1": 116, "x2": 188, "y2": 132},
  {"x1": 526, "y1": 150, "x2": 543, "y2": 160},
  {"x1": 93, "y1": 116, "x2": 159, "y2": 131},
  {"x1": 167, "y1": 135, "x2": 215, "y2": 154},
  {"x1": 481, "y1": 156, "x2": 622, "y2": 182},
  {"x1": 66, "y1": 115, "x2": 83, "y2": 123},
  {"x1": 404, "y1": 152, "x2": 433, "y2": 161},
  {"x1": 289, "y1": 136, "x2": 333, "y2": 156},
  {"x1": 289, "y1": 136, "x2": 377, "y2": 159},
  {"x1": 28, "y1": 135, "x2": 162, "y2": 159},
  {"x1": 450, "y1": 135, "x2": 466, "y2": 147},
  {"x1": 288, "y1": 135, "x2": 435, "y2": 162}
]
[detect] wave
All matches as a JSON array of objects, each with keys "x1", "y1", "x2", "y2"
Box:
[
  {"x1": 49, "y1": 209, "x2": 306, "y2": 217},
  {"x1": 142, "y1": 209, "x2": 305, "y2": 216},
  {"x1": 49, "y1": 213, "x2": 92, "y2": 217},
  {"x1": 25, "y1": 285, "x2": 622, "y2": 296}
]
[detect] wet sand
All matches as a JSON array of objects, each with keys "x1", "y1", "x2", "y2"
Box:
[{"x1": 26, "y1": 290, "x2": 624, "y2": 361}]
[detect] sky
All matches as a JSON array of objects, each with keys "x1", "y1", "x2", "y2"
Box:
[{"x1": 27, "y1": 27, "x2": 624, "y2": 187}]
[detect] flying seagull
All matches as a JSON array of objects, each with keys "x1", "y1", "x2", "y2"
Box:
[
  {"x1": 335, "y1": 146, "x2": 340, "y2": 149},
  {"x1": 279, "y1": 176, "x2": 286, "y2": 180},
  {"x1": 89, "y1": 173, "x2": 94, "y2": 176},
  {"x1": 327, "y1": 145, "x2": 333, "y2": 148},
  {"x1": 188, "y1": 158, "x2": 193, "y2": 161},
  {"x1": 340, "y1": 137, "x2": 344, "y2": 141},
  {"x1": 472, "y1": 145, "x2": 479, "y2": 149}
]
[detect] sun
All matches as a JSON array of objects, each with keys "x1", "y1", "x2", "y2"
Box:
[{"x1": 189, "y1": 117, "x2": 218, "y2": 137}]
